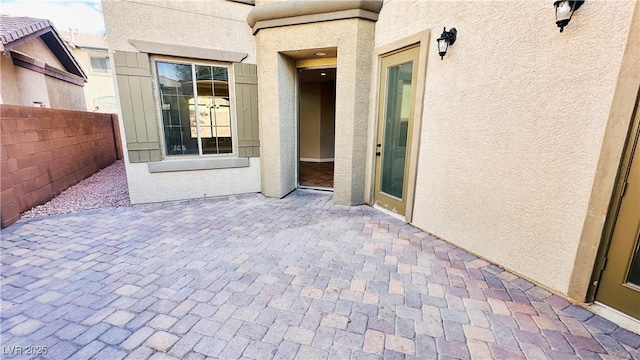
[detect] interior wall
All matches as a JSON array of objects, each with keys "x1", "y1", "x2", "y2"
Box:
[
  {"x1": 299, "y1": 79, "x2": 336, "y2": 161},
  {"x1": 299, "y1": 82, "x2": 322, "y2": 159},
  {"x1": 372, "y1": 0, "x2": 637, "y2": 296},
  {"x1": 320, "y1": 80, "x2": 336, "y2": 159}
]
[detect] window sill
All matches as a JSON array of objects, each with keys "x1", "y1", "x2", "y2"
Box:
[{"x1": 147, "y1": 157, "x2": 249, "y2": 173}]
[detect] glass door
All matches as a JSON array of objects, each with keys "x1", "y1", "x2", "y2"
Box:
[{"x1": 374, "y1": 46, "x2": 419, "y2": 216}]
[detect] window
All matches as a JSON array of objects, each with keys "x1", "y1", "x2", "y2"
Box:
[
  {"x1": 96, "y1": 96, "x2": 117, "y2": 110},
  {"x1": 90, "y1": 56, "x2": 110, "y2": 73},
  {"x1": 156, "y1": 60, "x2": 232, "y2": 156}
]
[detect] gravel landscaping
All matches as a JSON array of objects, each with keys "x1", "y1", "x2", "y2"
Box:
[{"x1": 21, "y1": 160, "x2": 131, "y2": 219}]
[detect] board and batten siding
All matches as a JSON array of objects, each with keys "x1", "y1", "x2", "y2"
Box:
[
  {"x1": 234, "y1": 63, "x2": 260, "y2": 157},
  {"x1": 114, "y1": 51, "x2": 161, "y2": 163}
]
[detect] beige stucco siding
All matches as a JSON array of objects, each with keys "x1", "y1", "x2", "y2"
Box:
[
  {"x1": 12, "y1": 37, "x2": 66, "y2": 71},
  {"x1": 102, "y1": 0, "x2": 256, "y2": 63},
  {"x1": 0, "y1": 54, "x2": 22, "y2": 105},
  {"x1": 125, "y1": 158, "x2": 261, "y2": 204},
  {"x1": 103, "y1": 0, "x2": 260, "y2": 204},
  {"x1": 14, "y1": 66, "x2": 50, "y2": 107},
  {"x1": 1, "y1": 38, "x2": 85, "y2": 110},
  {"x1": 256, "y1": 18, "x2": 374, "y2": 204},
  {"x1": 372, "y1": 0, "x2": 636, "y2": 295},
  {"x1": 45, "y1": 76, "x2": 87, "y2": 111}
]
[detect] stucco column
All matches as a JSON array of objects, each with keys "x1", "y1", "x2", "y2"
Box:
[
  {"x1": 255, "y1": 19, "x2": 375, "y2": 204},
  {"x1": 333, "y1": 20, "x2": 374, "y2": 205}
]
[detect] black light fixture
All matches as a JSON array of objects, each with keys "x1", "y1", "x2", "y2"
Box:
[
  {"x1": 436, "y1": 27, "x2": 457, "y2": 60},
  {"x1": 554, "y1": 0, "x2": 584, "y2": 32}
]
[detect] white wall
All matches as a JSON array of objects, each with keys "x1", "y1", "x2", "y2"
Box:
[{"x1": 373, "y1": 0, "x2": 637, "y2": 295}]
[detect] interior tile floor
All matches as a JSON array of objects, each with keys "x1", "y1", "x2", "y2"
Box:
[
  {"x1": 299, "y1": 161, "x2": 334, "y2": 189},
  {"x1": 1, "y1": 191, "x2": 639, "y2": 359}
]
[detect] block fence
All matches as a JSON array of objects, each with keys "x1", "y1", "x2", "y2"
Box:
[{"x1": 1, "y1": 105, "x2": 123, "y2": 228}]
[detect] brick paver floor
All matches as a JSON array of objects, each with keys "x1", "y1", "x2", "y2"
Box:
[{"x1": 2, "y1": 191, "x2": 639, "y2": 359}]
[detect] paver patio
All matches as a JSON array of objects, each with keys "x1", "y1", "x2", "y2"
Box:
[{"x1": 1, "y1": 190, "x2": 639, "y2": 360}]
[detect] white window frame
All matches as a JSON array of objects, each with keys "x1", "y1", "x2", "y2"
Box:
[
  {"x1": 89, "y1": 54, "x2": 111, "y2": 75},
  {"x1": 151, "y1": 55, "x2": 238, "y2": 159}
]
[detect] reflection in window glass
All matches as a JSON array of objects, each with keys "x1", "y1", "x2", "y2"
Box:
[
  {"x1": 156, "y1": 61, "x2": 231, "y2": 156},
  {"x1": 380, "y1": 61, "x2": 413, "y2": 199},
  {"x1": 627, "y1": 234, "x2": 640, "y2": 287}
]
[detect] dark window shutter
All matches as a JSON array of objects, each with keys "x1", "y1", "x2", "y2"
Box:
[
  {"x1": 233, "y1": 63, "x2": 259, "y2": 157},
  {"x1": 114, "y1": 51, "x2": 161, "y2": 163}
]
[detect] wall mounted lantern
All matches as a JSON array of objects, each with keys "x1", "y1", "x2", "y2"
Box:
[
  {"x1": 554, "y1": 0, "x2": 584, "y2": 32},
  {"x1": 436, "y1": 27, "x2": 457, "y2": 60}
]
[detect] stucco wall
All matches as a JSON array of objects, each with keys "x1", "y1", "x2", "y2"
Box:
[
  {"x1": 256, "y1": 18, "x2": 374, "y2": 204},
  {"x1": 372, "y1": 0, "x2": 637, "y2": 295},
  {"x1": 102, "y1": 0, "x2": 256, "y2": 63},
  {"x1": 103, "y1": 0, "x2": 260, "y2": 204},
  {"x1": 125, "y1": 158, "x2": 261, "y2": 204},
  {"x1": 2, "y1": 38, "x2": 86, "y2": 110},
  {"x1": 12, "y1": 37, "x2": 65, "y2": 71},
  {"x1": 72, "y1": 48, "x2": 117, "y2": 112},
  {"x1": 14, "y1": 66, "x2": 50, "y2": 107},
  {"x1": 45, "y1": 76, "x2": 87, "y2": 111},
  {"x1": 0, "y1": 54, "x2": 22, "y2": 105}
]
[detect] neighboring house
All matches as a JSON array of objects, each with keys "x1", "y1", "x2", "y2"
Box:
[
  {"x1": 0, "y1": 15, "x2": 87, "y2": 110},
  {"x1": 59, "y1": 30, "x2": 117, "y2": 113},
  {"x1": 103, "y1": 0, "x2": 640, "y2": 324}
]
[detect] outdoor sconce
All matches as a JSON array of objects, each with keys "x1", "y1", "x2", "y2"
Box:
[
  {"x1": 436, "y1": 27, "x2": 457, "y2": 60},
  {"x1": 554, "y1": 0, "x2": 584, "y2": 32}
]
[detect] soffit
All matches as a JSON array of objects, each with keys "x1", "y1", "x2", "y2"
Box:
[
  {"x1": 247, "y1": 0, "x2": 383, "y2": 34},
  {"x1": 281, "y1": 47, "x2": 337, "y2": 60}
]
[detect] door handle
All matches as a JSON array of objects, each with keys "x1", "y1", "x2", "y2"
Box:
[
  {"x1": 376, "y1": 144, "x2": 381, "y2": 147},
  {"x1": 376, "y1": 152, "x2": 381, "y2": 156}
]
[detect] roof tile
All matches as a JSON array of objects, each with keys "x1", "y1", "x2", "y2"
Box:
[{"x1": 0, "y1": 15, "x2": 52, "y2": 45}]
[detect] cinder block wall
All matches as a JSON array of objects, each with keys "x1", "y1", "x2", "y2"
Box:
[{"x1": 1, "y1": 105, "x2": 123, "y2": 228}]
